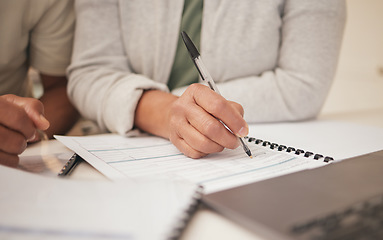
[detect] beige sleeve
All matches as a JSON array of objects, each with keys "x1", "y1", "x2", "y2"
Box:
[{"x1": 29, "y1": 0, "x2": 75, "y2": 76}]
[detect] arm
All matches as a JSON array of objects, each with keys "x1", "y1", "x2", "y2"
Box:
[
  {"x1": 69, "y1": 0, "x2": 249, "y2": 158},
  {"x1": 68, "y1": 0, "x2": 169, "y2": 135},
  {"x1": 28, "y1": 0, "x2": 77, "y2": 138},
  {"x1": 39, "y1": 74, "x2": 79, "y2": 138},
  {"x1": 240, "y1": 0, "x2": 345, "y2": 121},
  {"x1": 184, "y1": 0, "x2": 346, "y2": 123},
  {"x1": 0, "y1": 95, "x2": 49, "y2": 167}
]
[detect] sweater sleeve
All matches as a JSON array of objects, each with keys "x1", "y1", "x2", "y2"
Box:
[
  {"x1": 67, "y1": 0, "x2": 168, "y2": 135},
  {"x1": 30, "y1": 0, "x2": 75, "y2": 76},
  {"x1": 192, "y1": 0, "x2": 346, "y2": 123}
]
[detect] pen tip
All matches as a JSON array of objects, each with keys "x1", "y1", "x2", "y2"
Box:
[{"x1": 246, "y1": 150, "x2": 253, "y2": 159}]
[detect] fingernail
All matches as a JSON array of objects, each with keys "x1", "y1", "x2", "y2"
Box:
[
  {"x1": 27, "y1": 131, "x2": 37, "y2": 142},
  {"x1": 237, "y1": 126, "x2": 248, "y2": 138}
]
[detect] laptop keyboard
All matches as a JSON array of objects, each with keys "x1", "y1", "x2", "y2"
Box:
[{"x1": 290, "y1": 194, "x2": 383, "y2": 240}]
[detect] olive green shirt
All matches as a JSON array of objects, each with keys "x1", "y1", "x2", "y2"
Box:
[{"x1": 167, "y1": 0, "x2": 202, "y2": 91}]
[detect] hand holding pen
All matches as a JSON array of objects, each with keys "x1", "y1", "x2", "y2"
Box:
[
  {"x1": 181, "y1": 31, "x2": 252, "y2": 158},
  {"x1": 165, "y1": 83, "x2": 249, "y2": 158},
  {"x1": 133, "y1": 33, "x2": 251, "y2": 159}
]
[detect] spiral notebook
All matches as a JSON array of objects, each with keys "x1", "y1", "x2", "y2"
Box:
[
  {"x1": 0, "y1": 165, "x2": 202, "y2": 240},
  {"x1": 55, "y1": 133, "x2": 333, "y2": 194}
]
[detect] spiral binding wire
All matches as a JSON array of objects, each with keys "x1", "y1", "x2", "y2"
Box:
[
  {"x1": 168, "y1": 185, "x2": 204, "y2": 240},
  {"x1": 245, "y1": 137, "x2": 334, "y2": 163}
]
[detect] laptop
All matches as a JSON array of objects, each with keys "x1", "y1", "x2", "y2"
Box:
[{"x1": 203, "y1": 150, "x2": 383, "y2": 240}]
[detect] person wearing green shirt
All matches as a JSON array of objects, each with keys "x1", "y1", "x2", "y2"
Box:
[{"x1": 68, "y1": 0, "x2": 346, "y2": 159}]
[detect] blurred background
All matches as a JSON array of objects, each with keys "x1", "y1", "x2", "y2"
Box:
[{"x1": 321, "y1": 0, "x2": 383, "y2": 119}]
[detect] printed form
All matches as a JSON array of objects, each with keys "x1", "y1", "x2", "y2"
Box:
[{"x1": 56, "y1": 134, "x2": 327, "y2": 194}]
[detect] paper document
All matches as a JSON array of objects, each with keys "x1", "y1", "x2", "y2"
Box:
[
  {"x1": 249, "y1": 120, "x2": 383, "y2": 160},
  {"x1": 56, "y1": 134, "x2": 327, "y2": 194},
  {"x1": 0, "y1": 165, "x2": 199, "y2": 240}
]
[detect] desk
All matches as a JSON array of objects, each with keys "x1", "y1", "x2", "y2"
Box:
[
  {"x1": 19, "y1": 108, "x2": 383, "y2": 240},
  {"x1": 182, "y1": 108, "x2": 383, "y2": 239}
]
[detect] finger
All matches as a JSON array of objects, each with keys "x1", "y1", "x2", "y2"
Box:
[
  {"x1": 0, "y1": 97, "x2": 36, "y2": 140},
  {"x1": 23, "y1": 103, "x2": 50, "y2": 130},
  {"x1": 0, "y1": 151, "x2": 19, "y2": 168},
  {"x1": 170, "y1": 133, "x2": 207, "y2": 159},
  {"x1": 167, "y1": 115, "x2": 208, "y2": 158},
  {"x1": 2, "y1": 94, "x2": 49, "y2": 130},
  {"x1": 229, "y1": 101, "x2": 244, "y2": 117},
  {"x1": 177, "y1": 121, "x2": 225, "y2": 154},
  {"x1": 0, "y1": 125, "x2": 28, "y2": 154},
  {"x1": 185, "y1": 104, "x2": 240, "y2": 149},
  {"x1": 189, "y1": 84, "x2": 249, "y2": 137}
]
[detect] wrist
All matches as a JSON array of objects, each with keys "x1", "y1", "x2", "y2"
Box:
[{"x1": 134, "y1": 90, "x2": 177, "y2": 138}]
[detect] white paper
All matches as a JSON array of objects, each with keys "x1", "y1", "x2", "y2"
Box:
[
  {"x1": 55, "y1": 133, "x2": 328, "y2": 194},
  {"x1": 0, "y1": 165, "x2": 198, "y2": 240},
  {"x1": 248, "y1": 120, "x2": 383, "y2": 160}
]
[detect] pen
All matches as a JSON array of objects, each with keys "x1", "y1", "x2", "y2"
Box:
[
  {"x1": 37, "y1": 129, "x2": 48, "y2": 141},
  {"x1": 181, "y1": 31, "x2": 253, "y2": 158},
  {"x1": 58, "y1": 153, "x2": 83, "y2": 177}
]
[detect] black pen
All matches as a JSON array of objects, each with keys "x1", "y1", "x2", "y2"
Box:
[
  {"x1": 181, "y1": 31, "x2": 253, "y2": 158},
  {"x1": 58, "y1": 153, "x2": 83, "y2": 177}
]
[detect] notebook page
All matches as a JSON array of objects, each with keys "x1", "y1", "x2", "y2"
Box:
[
  {"x1": 0, "y1": 165, "x2": 198, "y2": 240},
  {"x1": 56, "y1": 134, "x2": 327, "y2": 194},
  {"x1": 249, "y1": 120, "x2": 383, "y2": 160}
]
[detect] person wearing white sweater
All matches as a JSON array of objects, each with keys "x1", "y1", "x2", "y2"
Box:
[{"x1": 68, "y1": 0, "x2": 346, "y2": 158}]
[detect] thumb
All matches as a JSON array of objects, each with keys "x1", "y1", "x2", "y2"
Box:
[{"x1": 3, "y1": 94, "x2": 50, "y2": 130}]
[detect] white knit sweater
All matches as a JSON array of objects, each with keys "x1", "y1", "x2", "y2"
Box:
[{"x1": 68, "y1": 0, "x2": 346, "y2": 135}]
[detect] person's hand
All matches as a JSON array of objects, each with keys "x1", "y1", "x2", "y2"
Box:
[
  {"x1": 166, "y1": 84, "x2": 248, "y2": 158},
  {"x1": 0, "y1": 94, "x2": 50, "y2": 167}
]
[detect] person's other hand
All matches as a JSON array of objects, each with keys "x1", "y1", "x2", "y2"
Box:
[
  {"x1": 167, "y1": 84, "x2": 248, "y2": 158},
  {"x1": 0, "y1": 94, "x2": 50, "y2": 167}
]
